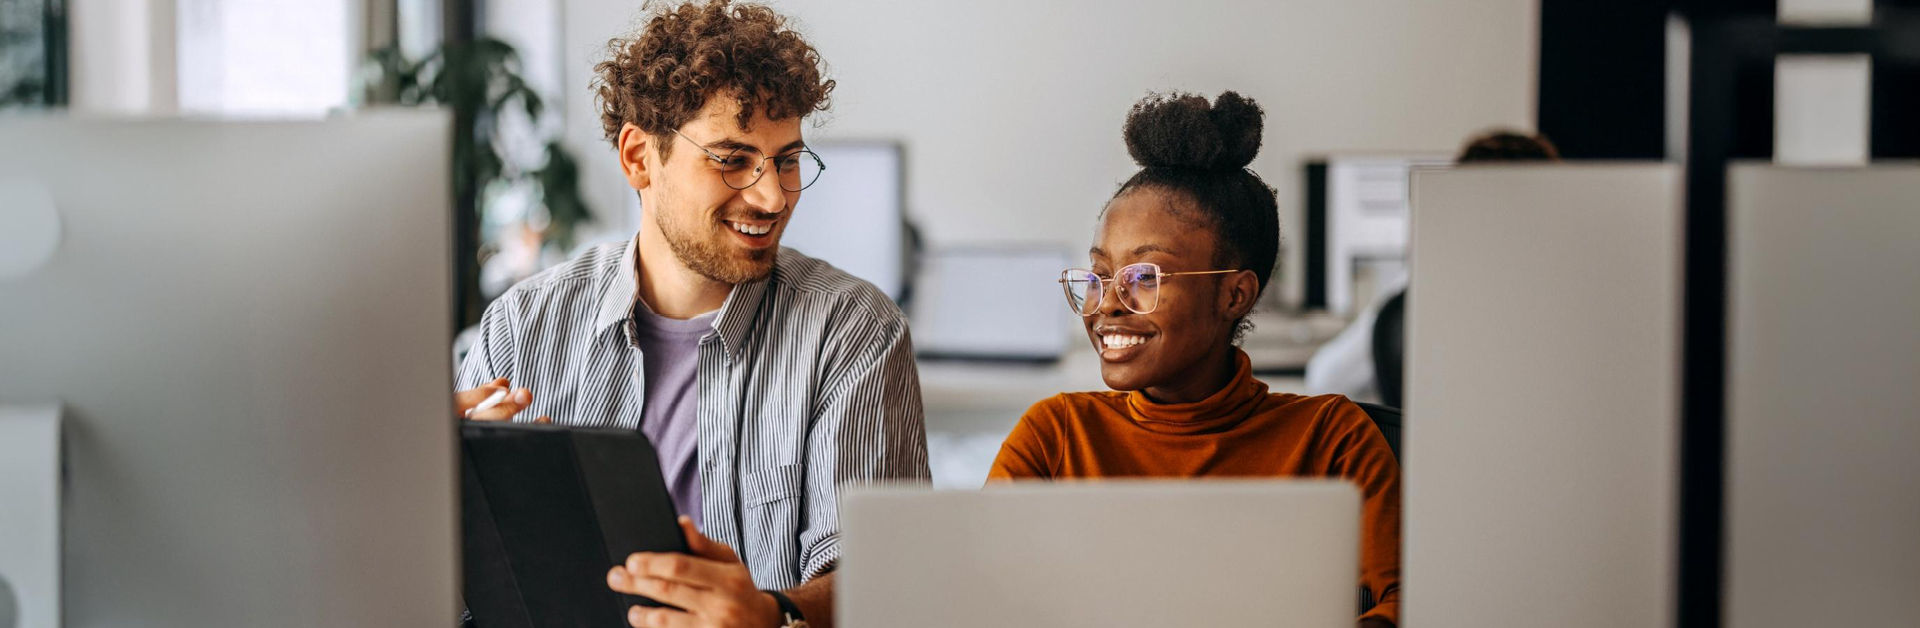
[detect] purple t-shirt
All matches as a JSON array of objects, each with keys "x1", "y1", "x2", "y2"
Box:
[{"x1": 628, "y1": 298, "x2": 714, "y2": 525}]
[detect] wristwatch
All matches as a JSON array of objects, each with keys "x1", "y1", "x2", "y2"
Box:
[{"x1": 763, "y1": 589, "x2": 808, "y2": 628}]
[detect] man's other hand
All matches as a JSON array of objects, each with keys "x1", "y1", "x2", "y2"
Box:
[
  {"x1": 608, "y1": 516, "x2": 785, "y2": 628},
  {"x1": 454, "y1": 377, "x2": 551, "y2": 423}
]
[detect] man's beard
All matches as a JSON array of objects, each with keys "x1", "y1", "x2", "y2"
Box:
[{"x1": 655, "y1": 204, "x2": 778, "y2": 286}]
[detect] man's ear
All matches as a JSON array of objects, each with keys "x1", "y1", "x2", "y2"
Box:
[
  {"x1": 616, "y1": 123, "x2": 652, "y2": 190},
  {"x1": 1220, "y1": 270, "x2": 1261, "y2": 321}
]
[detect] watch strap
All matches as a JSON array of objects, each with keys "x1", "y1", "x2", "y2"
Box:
[{"x1": 763, "y1": 589, "x2": 806, "y2": 627}]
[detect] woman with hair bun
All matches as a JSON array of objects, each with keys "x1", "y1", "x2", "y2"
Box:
[{"x1": 988, "y1": 91, "x2": 1401, "y2": 628}]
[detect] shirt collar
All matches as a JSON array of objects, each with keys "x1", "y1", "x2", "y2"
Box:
[
  {"x1": 1124, "y1": 349, "x2": 1268, "y2": 435},
  {"x1": 711, "y1": 271, "x2": 769, "y2": 358},
  {"x1": 592, "y1": 236, "x2": 643, "y2": 334},
  {"x1": 592, "y1": 234, "x2": 770, "y2": 359}
]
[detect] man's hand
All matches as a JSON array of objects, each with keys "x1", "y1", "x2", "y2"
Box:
[
  {"x1": 608, "y1": 516, "x2": 785, "y2": 628},
  {"x1": 454, "y1": 377, "x2": 551, "y2": 423}
]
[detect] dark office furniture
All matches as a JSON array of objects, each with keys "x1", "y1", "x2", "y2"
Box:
[{"x1": 1371, "y1": 290, "x2": 1408, "y2": 410}]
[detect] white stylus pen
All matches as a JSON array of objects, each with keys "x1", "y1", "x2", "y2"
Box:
[{"x1": 464, "y1": 387, "x2": 511, "y2": 418}]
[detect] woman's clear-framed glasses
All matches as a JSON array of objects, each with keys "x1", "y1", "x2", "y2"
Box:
[
  {"x1": 672, "y1": 129, "x2": 826, "y2": 192},
  {"x1": 1058, "y1": 263, "x2": 1243, "y2": 316}
]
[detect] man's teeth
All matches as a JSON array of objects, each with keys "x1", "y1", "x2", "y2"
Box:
[
  {"x1": 1102, "y1": 334, "x2": 1148, "y2": 349},
  {"x1": 732, "y1": 222, "x2": 772, "y2": 236}
]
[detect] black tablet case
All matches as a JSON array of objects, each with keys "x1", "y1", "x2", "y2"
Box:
[{"x1": 461, "y1": 423, "x2": 690, "y2": 628}]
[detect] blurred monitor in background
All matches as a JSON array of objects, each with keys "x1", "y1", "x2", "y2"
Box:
[
  {"x1": 910, "y1": 247, "x2": 1073, "y2": 363},
  {"x1": 778, "y1": 140, "x2": 908, "y2": 300},
  {"x1": 1305, "y1": 129, "x2": 1561, "y2": 406},
  {"x1": 1301, "y1": 153, "x2": 1452, "y2": 317},
  {"x1": 1303, "y1": 132, "x2": 1560, "y2": 319}
]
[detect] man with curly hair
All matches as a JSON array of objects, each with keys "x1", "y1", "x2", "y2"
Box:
[{"x1": 453, "y1": 2, "x2": 929, "y2": 626}]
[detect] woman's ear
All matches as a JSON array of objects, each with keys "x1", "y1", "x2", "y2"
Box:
[
  {"x1": 1219, "y1": 270, "x2": 1260, "y2": 321},
  {"x1": 616, "y1": 123, "x2": 652, "y2": 190}
]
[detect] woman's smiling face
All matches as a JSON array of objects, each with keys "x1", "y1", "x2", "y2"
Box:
[{"x1": 1083, "y1": 187, "x2": 1255, "y2": 396}]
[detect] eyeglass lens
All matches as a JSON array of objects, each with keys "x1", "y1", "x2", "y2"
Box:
[
  {"x1": 1060, "y1": 264, "x2": 1162, "y2": 315},
  {"x1": 718, "y1": 149, "x2": 825, "y2": 192}
]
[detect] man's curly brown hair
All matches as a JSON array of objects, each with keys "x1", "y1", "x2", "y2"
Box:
[{"x1": 592, "y1": 0, "x2": 834, "y2": 159}]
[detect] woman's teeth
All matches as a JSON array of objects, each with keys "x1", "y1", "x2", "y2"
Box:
[
  {"x1": 732, "y1": 221, "x2": 772, "y2": 236},
  {"x1": 1102, "y1": 334, "x2": 1148, "y2": 349}
]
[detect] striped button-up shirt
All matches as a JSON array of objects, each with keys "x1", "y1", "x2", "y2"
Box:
[{"x1": 455, "y1": 238, "x2": 930, "y2": 588}]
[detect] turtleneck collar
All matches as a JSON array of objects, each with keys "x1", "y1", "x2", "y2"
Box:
[{"x1": 1124, "y1": 349, "x2": 1270, "y2": 435}]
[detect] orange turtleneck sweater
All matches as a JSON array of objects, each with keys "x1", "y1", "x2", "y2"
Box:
[{"x1": 987, "y1": 350, "x2": 1402, "y2": 625}]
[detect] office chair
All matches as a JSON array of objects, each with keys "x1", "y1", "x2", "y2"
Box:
[
  {"x1": 1354, "y1": 401, "x2": 1402, "y2": 461},
  {"x1": 1371, "y1": 290, "x2": 1407, "y2": 409},
  {"x1": 1350, "y1": 399, "x2": 1401, "y2": 617}
]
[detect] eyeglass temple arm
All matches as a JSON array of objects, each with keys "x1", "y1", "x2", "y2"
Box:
[
  {"x1": 1156, "y1": 269, "x2": 1246, "y2": 278},
  {"x1": 1060, "y1": 269, "x2": 1243, "y2": 282}
]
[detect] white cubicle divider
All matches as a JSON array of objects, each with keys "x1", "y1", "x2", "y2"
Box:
[
  {"x1": 1726, "y1": 165, "x2": 1920, "y2": 627},
  {"x1": 0, "y1": 115, "x2": 457, "y2": 627},
  {"x1": 1404, "y1": 165, "x2": 1682, "y2": 628},
  {"x1": 0, "y1": 404, "x2": 60, "y2": 628}
]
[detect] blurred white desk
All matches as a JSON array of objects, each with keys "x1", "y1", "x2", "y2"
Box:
[
  {"x1": 1240, "y1": 309, "x2": 1350, "y2": 373},
  {"x1": 916, "y1": 348, "x2": 1306, "y2": 488}
]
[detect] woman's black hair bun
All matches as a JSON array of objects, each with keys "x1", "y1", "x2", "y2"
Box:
[{"x1": 1122, "y1": 90, "x2": 1265, "y2": 171}]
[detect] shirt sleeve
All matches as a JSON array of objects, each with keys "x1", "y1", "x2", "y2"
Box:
[
  {"x1": 455, "y1": 296, "x2": 517, "y2": 390},
  {"x1": 1325, "y1": 397, "x2": 1402, "y2": 625},
  {"x1": 1304, "y1": 311, "x2": 1381, "y2": 402},
  {"x1": 796, "y1": 316, "x2": 931, "y2": 582},
  {"x1": 452, "y1": 300, "x2": 517, "y2": 628}
]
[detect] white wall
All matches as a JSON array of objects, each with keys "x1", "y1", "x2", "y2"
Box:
[{"x1": 560, "y1": 0, "x2": 1538, "y2": 306}]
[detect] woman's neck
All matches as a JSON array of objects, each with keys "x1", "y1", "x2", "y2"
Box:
[{"x1": 1141, "y1": 345, "x2": 1240, "y2": 405}]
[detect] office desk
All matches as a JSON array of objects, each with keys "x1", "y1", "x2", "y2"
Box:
[{"x1": 916, "y1": 349, "x2": 1307, "y2": 488}]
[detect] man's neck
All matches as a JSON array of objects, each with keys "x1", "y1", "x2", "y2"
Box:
[{"x1": 634, "y1": 226, "x2": 731, "y2": 320}]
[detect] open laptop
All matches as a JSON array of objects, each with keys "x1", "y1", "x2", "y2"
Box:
[{"x1": 838, "y1": 480, "x2": 1359, "y2": 628}]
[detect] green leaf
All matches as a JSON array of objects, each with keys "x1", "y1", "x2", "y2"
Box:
[{"x1": 355, "y1": 36, "x2": 596, "y2": 315}]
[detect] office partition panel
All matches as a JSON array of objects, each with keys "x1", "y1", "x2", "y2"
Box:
[
  {"x1": 1725, "y1": 164, "x2": 1920, "y2": 627},
  {"x1": 1404, "y1": 165, "x2": 1682, "y2": 628},
  {"x1": 0, "y1": 115, "x2": 457, "y2": 627}
]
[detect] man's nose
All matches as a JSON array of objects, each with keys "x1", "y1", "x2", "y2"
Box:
[{"x1": 740, "y1": 163, "x2": 787, "y2": 214}]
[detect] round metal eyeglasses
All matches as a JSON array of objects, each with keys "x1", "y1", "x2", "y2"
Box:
[{"x1": 673, "y1": 129, "x2": 826, "y2": 192}]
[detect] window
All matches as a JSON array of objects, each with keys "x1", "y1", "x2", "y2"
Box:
[{"x1": 176, "y1": 0, "x2": 350, "y2": 117}]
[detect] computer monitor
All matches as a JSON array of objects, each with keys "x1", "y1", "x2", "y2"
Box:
[
  {"x1": 1302, "y1": 154, "x2": 1450, "y2": 315},
  {"x1": 777, "y1": 141, "x2": 907, "y2": 300},
  {"x1": 0, "y1": 113, "x2": 456, "y2": 627},
  {"x1": 908, "y1": 246, "x2": 1072, "y2": 362}
]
